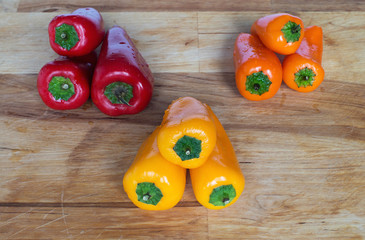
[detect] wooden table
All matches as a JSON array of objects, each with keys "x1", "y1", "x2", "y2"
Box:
[{"x1": 1, "y1": 1, "x2": 364, "y2": 239}]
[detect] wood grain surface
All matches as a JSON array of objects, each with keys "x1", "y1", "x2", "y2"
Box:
[{"x1": 1, "y1": 1, "x2": 364, "y2": 239}]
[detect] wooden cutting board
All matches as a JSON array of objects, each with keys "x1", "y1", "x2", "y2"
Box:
[{"x1": 1, "y1": 1, "x2": 364, "y2": 239}]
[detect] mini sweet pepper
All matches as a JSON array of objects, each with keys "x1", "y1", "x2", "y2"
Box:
[
  {"x1": 234, "y1": 33, "x2": 282, "y2": 101},
  {"x1": 91, "y1": 26, "x2": 154, "y2": 116},
  {"x1": 251, "y1": 13, "x2": 304, "y2": 55},
  {"x1": 157, "y1": 97, "x2": 217, "y2": 169},
  {"x1": 282, "y1": 26, "x2": 325, "y2": 92},
  {"x1": 37, "y1": 51, "x2": 97, "y2": 110},
  {"x1": 48, "y1": 7, "x2": 105, "y2": 57},
  {"x1": 123, "y1": 127, "x2": 186, "y2": 211},
  {"x1": 190, "y1": 105, "x2": 245, "y2": 210}
]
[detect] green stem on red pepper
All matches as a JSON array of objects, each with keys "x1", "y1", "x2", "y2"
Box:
[
  {"x1": 104, "y1": 82, "x2": 133, "y2": 106},
  {"x1": 48, "y1": 76, "x2": 75, "y2": 101},
  {"x1": 55, "y1": 24, "x2": 79, "y2": 51}
]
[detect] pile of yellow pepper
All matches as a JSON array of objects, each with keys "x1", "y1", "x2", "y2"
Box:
[{"x1": 123, "y1": 97, "x2": 245, "y2": 210}]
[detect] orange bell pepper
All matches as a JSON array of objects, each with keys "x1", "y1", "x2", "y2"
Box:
[
  {"x1": 234, "y1": 33, "x2": 282, "y2": 101},
  {"x1": 282, "y1": 26, "x2": 325, "y2": 92},
  {"x1": 123, "y1": 127, "x2": 186, "y2": 210},
  {"x1": 190, "y1": 105, "x2": 245, "y2": 210},
  {"x1": 157, "y1": 97, "x2": 217, "y2": 169},
  {"x1": 251, "y1": 13, "x2": 304, "y2": 55}
]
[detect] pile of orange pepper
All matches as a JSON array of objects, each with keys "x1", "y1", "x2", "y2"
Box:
[
  {"x1": 234, "y1": 13, "x2": 325, "y2": 101},
  {"x1": 123, "y1": 97, "x2": 245, "y2": 210}
]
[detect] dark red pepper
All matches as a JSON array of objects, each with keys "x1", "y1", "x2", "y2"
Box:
[
  {"x1": 48, "y1": 7, "x2": 105, "y2": 57},
  {"x1": 37, "y1": 51, "x2": 97, "y2": 110},
  {"x1": 91, "y1": 26, "x2": 154, "y2": 116}
]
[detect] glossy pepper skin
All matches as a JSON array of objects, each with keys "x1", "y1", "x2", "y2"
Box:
[
  {"x1": 251, "y1": 13, "x2": 304, "y2": 55},
  {"x1": 283, "y1": 26, "x2": 325, "y2": 92},
  {"x1": 190, "y1": 105, "x2": 245, "y2": 210},
  {"x1": 91, "y1": 26, "x2": 154, "y2": 116},
  {"x1": 37, "y1": 51, "x2": 97, "y2": 110},
  {"x1": 123, "y1": 127, "x2": 186, "y2": 211},
  {"x1": 234, "y1": 33, "x2": 282, "y2": 101},
  {"x1": 157, "y1": 97, "x2": 217, "y2": 169},
  {"x1": 48, "y1": 7, "x2": 105, "y2": 57}
]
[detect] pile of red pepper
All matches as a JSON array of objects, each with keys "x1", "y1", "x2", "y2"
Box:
[
  {"x1": 234, "y1": 13, "x2": 325, "y2": 101},
  {"x1": 38, "y1": 8, "x2": 153, "y2": 115}
]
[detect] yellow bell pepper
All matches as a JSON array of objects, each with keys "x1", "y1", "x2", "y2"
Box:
[
  {"x1": 157, "y1": 97, "x2": 217, "y2": 169},
  {"x1": 190, "y1": 105, "x2": 245, "y2": 210},
  {"x1": 123, "y1": 127, "x2": 186, "y2": 210}
]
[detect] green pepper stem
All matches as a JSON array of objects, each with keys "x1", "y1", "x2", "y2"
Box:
[
  {"x1": 173, "y1": 135, "x2": 202, "y2": 161},
  {"x1": 209, "y1": 184, "x2": 236, "y2": 207},
  {"x1": 104, "y1": 82, "x2": 133, "y2": 105},
  {"x1": 136, "y1": 182, "x2": 163, "y2": 206},
  {"x1": 116, "y1": 92, "x2": 132, "y2": 106},
  {"x1": 281, "y1": 21, "x2": 302, "y2": 43},
  {"x1": 48, "y1": 76, "x2": 75, "y2": 101},
  {"x1": 294, "y1": 67, "x2": 316, "y2": 88},
  {"x1": 62, "y1": 83, "x2": 69, "y2": 90},
  {"x1": 142, "y1": 194, "x2": 151, "y2": 201},
  {"x1": 55, "y1": 23, "x2": 79, "y2": 51},
  {"x1": 245, "y1": 71, "x2": 272, "y2": 96}
]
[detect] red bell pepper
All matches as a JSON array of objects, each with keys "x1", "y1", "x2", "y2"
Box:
[
  {"x1": 37, "y1": 51, "x2": 97, "y2": 110},
  {"x1": 48, "y1": 7, "x2": 105, "y2": 57},
  {"x1": 91, "y1": 26, "x2": 154, "y2": 116}
]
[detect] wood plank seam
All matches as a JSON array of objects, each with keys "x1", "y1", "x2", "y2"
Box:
[{"x1": 0, "y1": 201, "x2": 202, "y2": 208}]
